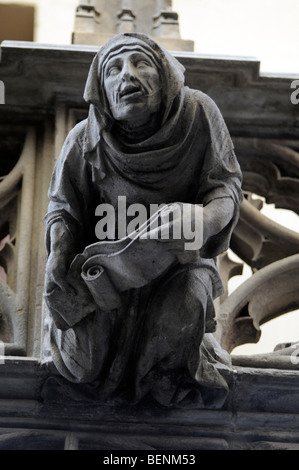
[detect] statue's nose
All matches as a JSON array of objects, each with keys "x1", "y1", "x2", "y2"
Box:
[{"x1": 121, "y1": 61, "x2": 136, "y2": 81}]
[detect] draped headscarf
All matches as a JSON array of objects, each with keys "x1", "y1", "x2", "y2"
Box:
[
  {"x1": 81, "y1": 33, "x2": 197, "y2": 183},
  {"x1": 83, "y1": 33, "x2": 185, "y2": 131},
  {"x1": 81, "y1": 32, "x2": 239, "y2": 200}
]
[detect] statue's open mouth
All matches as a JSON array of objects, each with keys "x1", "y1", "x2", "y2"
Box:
[{"x1": 119, "y1": 85, "x2": 143, "y2": 99}]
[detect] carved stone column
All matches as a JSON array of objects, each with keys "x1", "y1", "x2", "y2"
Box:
[
  {"x1": 153, "y1": 0, "x2": 180, "y2": 38},
  {"x1": 151, "y1": 0, "x2": 194, "y2": 50},
  {"x1": 117, "y1": 0, "x2": 136, "y2": 34},
  {"x1": 72, "y1": 0, "x2": 100, "y2": 45}
]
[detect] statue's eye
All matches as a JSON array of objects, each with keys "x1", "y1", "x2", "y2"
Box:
[
  {"x1": 136, "y1": 60, "x2": 150, "y2": 69},
  {"x1": 107, "y1": 66, "x2": 120, "y2": 77}
]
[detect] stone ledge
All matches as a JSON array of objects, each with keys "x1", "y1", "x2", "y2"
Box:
[
  {"x1": 0, "y1": 41, "x2": 297, "y2": 138},
  {"x1": 1, "y1": 357, "x2": 299, "y2": 413},
  {"x1": 0, "y1": 358, "x2": 299, "y2": 449}
]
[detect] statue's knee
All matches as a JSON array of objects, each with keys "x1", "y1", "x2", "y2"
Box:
[{"x1": 74, "y1": 369, "x2": 99, "y2": 384}]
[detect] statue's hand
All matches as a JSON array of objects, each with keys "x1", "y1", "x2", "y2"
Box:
[
  {"x1": 45, "y1": 251, "x2": 76, "y2": 295},
  {"x1": 141, "y1": 203, "x2": 203, "y2": 264}
]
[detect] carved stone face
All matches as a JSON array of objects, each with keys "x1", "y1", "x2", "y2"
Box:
[{"x1": 103, "y1": 50, "x2": 162, "y2": 124}]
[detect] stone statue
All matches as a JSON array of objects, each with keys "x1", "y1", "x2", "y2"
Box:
[{"x1": 43, "y1": 33, "x2": 243, "y2": 408}]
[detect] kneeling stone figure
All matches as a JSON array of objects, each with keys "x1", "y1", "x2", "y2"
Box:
[{"x1": 44, "y1": 33, "x2": 243, "y2": 408}]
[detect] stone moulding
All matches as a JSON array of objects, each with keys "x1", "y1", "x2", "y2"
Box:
[
  {"x1": 218, "y1": 254, "x2": 299, "y2": 353},
  {"x1": 0, "y1": 41, "x2": 297, "y2": 139},
  {"x1": 232, "y1": 197, "x2": 299, "y2": 270},
  {"x1": 0, "y1": 128, "x2": 36, "y2": 356},
  {"x1": 235, "y1": 138, "x2": 299, "y2": 215}
]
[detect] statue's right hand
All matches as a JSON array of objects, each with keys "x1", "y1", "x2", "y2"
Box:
[{"x1": 45, "y1": 251, "x2": 76, "y2": 295}]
